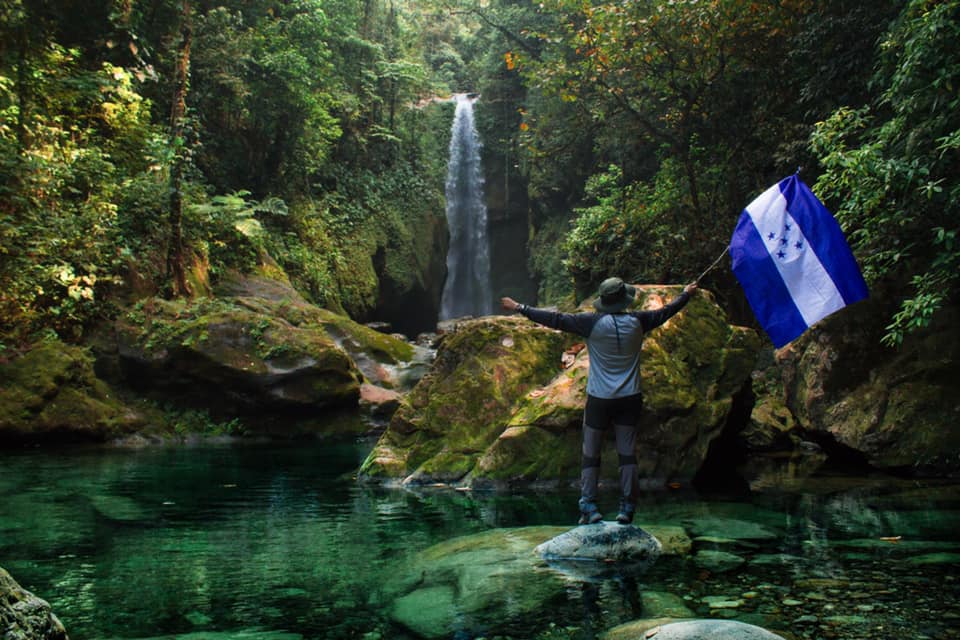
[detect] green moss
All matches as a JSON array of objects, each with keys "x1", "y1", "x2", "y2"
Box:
[
  {"x1": 314, "y1": 308, "x2": 414, "y2": 363},
  {"x1": 0, "y1": 338, "x2": 139, "y2": 440},
  {"x1": 475, "y1": 426, "x2": 579, "y2": 482},
  {"x1": 360, "y1": 317, "x2": 568, "y2": 480}
]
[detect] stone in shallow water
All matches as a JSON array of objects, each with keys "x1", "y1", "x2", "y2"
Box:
[
  {"x1": 384, "y1": 526, "x2": 569, "y2": 639},
  {"x1": 534, "y1": 522, "x2": 663, "y2": 581},
  {"x1": 907, "y1": 552, "x2": 960, "y2": 565},
  {"x1": 693, "y1": 549, "x2": 746, "y2": 573},
  {"x1": 702, "y1": 595, "x2": 745, "y2": 609},
  {"x1": 390, "y1": 586, "x2": 457, "y2": 639},
  {"x1": 603, "y1": 619, "x2": 786, "y2": 640},
  {"x1": 535, "y1": 522, "x2": 662, "y2": 562},
  {"x1": 641, "y1": 591, "x2": 695, "y2": 618},
  {"x1": 642, "y1": 525, "x2": 692, "y2": 556}
]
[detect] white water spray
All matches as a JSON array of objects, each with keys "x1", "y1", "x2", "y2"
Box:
[{"x1": 440, "y1": 94, "x2": 492, "y2": 320}]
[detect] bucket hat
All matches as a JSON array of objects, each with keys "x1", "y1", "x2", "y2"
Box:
[{"x1": 593, "y1": 277, "x2": 636, "y2": 313}]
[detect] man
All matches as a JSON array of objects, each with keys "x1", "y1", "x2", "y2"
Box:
[{"x1": 501, "y1": 278, "x2": 697, "y2": 525}]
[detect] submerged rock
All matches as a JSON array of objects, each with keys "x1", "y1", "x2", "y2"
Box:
[
  {"x1": 359, "y1": 286, "x2": 760, "y2": 486},
  {"x1": 0, "y1": 567, "x2": 69, "y2": 639},
  {"x1": 385, "y1": 526, "x2": 569, "y2": 639}
]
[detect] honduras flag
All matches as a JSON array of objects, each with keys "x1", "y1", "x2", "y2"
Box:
[{"x1": 730, "y1": 174, "x2": 868, "y2": 348}]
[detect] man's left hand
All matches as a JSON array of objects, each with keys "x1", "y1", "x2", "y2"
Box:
[
  {"x1": 501, "y1": 297, "x2": 521, "y2": 312},
  {"x1": 684, "y1": 282, "x2": 699, "y2": 295}
]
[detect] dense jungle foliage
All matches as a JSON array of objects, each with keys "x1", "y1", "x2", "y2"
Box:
[{"x1": 1, "y1": 0, "x2": 957, "y2": 351}]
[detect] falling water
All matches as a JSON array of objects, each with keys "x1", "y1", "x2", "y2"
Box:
[{"x1": 440, "y1": 93, "x2": 492, "y2": 320}]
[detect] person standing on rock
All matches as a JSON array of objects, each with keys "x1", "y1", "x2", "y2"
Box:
[{"x1": 501, "y1": 278, "x2": 698, "y2": 526}]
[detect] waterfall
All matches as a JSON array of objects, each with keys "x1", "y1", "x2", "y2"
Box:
[{"x1": 440, "y1": 93, "x2": 492, "y2": 320}]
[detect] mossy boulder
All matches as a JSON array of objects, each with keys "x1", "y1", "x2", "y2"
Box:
[
  {"x1": 109, "y1": 268, "x2": 424, "y2": 424},
  {"x1": 114, "y1": 296, "x2": 362, "y2": 414},
  {"x1": 0, "y1": 339, "x2": 142, "y2": 444},
  {"x1": 358, "y1": 316, "x2": 569, "y2": 483},
  {"x1": 359, "y1": 286, "x2": 759, "y2": 486},
  {"x1": 0, "y1": 567, "x2": 69, "y2": 639},
  {"x1": 777, "y1": 294, "x2": 960, "y2": 474}
]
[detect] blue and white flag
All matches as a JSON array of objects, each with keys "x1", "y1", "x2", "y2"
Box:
[{"x1": 729, "y1": 174, "x2": 868, "y2": 348}]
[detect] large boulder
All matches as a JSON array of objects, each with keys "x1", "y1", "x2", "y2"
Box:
[
  {"x1": 109, "y1": 273, "x2": 420, "y2": 421},
  {"x1": 360, "y1": 285, "x2": 760, "y2": 487},
  {"x1": 0, "y1": 567, "x2": 69, "y2": 639},
  {"x1": 0, "y1": 339, "x2": 142, "y2": 444},
  {"x1": 115, "y1": 296, "x2": 363, "y2": 413},
  {"x1": 777, "y1": 294, "x2": 960, "y2": 474}
]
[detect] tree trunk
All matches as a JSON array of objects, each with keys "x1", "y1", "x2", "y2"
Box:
[{"x1": 167, "y1": 0, "x2": 193, "y2": 298}]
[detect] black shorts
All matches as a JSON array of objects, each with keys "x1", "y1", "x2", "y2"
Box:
[{"x1": 584, "y1": 393, "x2": 644, "y2": 430}]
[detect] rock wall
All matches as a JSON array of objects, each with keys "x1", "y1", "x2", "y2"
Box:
[{"x1": 777, "y1": 295, "x2": 960, "y2": 475}]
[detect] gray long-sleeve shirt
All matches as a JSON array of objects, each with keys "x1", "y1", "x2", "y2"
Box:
[{"x1": 520, "y1": 292, "x2": 690, "y2": 399}]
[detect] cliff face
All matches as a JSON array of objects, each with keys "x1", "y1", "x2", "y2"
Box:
[{"x1": 359, "y1": 286, "x2": 761, "y2": 487}]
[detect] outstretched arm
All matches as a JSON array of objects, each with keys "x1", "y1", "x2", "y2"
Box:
[
  {"x1": 639, "y1": 282, "x2": 698, "y2": 332},
  {"x1": 501, "y1": 297, "x2": 596, "y2": 338}
]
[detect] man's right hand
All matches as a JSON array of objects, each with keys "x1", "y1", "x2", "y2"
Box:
[{"x1": 501, "y1": 297, "x2": 521, "y2": 312}]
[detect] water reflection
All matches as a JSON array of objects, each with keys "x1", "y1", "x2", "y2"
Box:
[{"x1": 1, "y1": 442, "x2": 959, "y2": 640}]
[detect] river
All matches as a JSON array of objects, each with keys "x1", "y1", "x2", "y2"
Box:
[{"x1": 1, "y1": 437, "x2": 959, "y2": 639}]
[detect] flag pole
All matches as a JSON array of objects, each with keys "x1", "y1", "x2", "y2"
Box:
[{"x1": 695, "y1": 246, "x2": 729, "y2": 284}]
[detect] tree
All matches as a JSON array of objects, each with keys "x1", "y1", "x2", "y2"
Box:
[
  {"x1": 811, "y1": 0, "x2": 960, "y2": 345},
  {"x1": 166, "y1": 0, "x2": 193, "y2": 298}
]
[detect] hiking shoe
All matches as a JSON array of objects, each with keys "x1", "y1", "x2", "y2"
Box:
[
  {"x1": 578, "y1": 509, "x2": 603, "y2": 525},
  {"x1": 615, "y1": 503, "x2": 635, "y2": 525}
]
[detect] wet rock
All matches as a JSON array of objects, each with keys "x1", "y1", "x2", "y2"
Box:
[
  {"x1": 358, "y1": 316, "x2": 568, "y2": 483},
  {"x1": 115, "y1": 297, "x2": 363, "y2": 414},
  {"x1": 0, "y1": 567, "x2": 69, "y2": 639},
  {"x1": 359, "y1": 383, "x2": 402, "y2": 421},
  {"x1": 643, "y1": 525, "x2": 693, "y2": 556},
  {"x1": 535, "y1": 522, "x2": 662, "y2": 562},
  {"x1": 534, "y1": 522, "x2": 662, "y2": 580}
]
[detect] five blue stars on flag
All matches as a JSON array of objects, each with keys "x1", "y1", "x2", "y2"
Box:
[{"x1": 768, "y1": 225, "x2": 804, "y2": 260}]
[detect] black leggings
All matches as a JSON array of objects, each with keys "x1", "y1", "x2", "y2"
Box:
[{"x1": 579, "y1": 393, "x2": 643, "y2": 509}]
